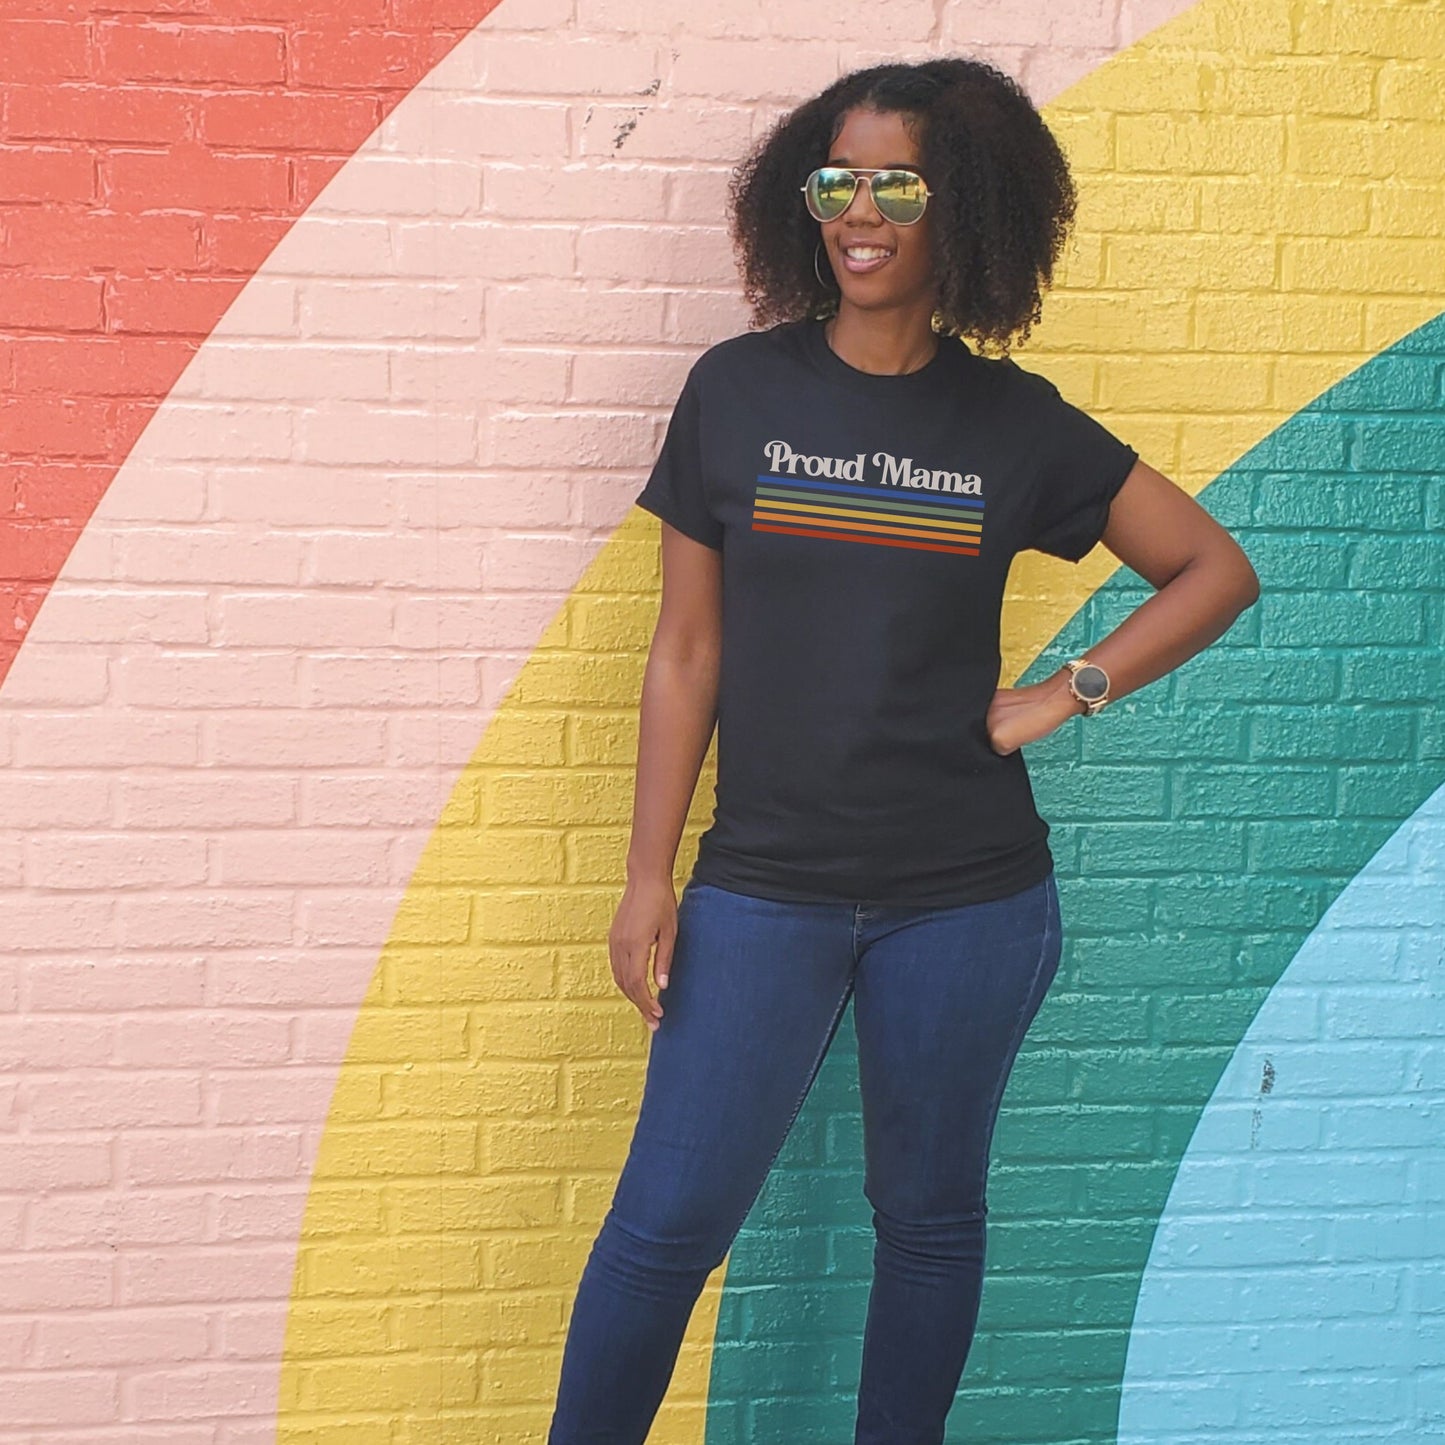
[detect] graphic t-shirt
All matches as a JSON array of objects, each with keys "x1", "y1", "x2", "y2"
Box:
[{"x1": 634, "y1": 316, "x2": 1138, "y2": 907}]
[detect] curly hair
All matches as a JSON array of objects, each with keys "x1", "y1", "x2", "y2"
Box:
[{"x1": 726, "y1": 57, "x2": 1078, "y2": 360}]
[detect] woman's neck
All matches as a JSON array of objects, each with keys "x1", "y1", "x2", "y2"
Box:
[{"x1": 824, "y1": 305, "x2": 940, "y2": 377}]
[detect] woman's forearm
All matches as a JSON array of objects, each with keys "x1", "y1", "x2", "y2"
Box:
[
  {"x1": 626, "y1": 648, "x2": 722, "y2": 884},
  {"x1": 1043, "y1": 548, "x2": 1260, "y2": 717}
]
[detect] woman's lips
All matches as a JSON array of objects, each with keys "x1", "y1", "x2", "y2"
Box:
[{"x1": 839, "y1": 244, "x2": 894, "y2": 275}]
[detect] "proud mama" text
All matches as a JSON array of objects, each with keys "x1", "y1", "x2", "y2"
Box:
[{"x1": 762, "y1": 439, "x2": 982, "y2": 495}]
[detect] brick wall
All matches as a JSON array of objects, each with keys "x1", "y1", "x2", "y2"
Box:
[{"x1": 1, "y1": 0, "x2": 1442, "y2": 1441}]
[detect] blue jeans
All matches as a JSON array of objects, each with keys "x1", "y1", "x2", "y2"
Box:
[{"x1": 549, "y1": 869, "x2": 1063, "y2": 1444}]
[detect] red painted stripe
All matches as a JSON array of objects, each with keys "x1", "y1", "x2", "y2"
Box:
[
  {"x1": 752, "y1": 522, "x2": 982, "y2": 556},
  {"x1": 0, "y1": 2, "x2": 504, "y2": 686}
]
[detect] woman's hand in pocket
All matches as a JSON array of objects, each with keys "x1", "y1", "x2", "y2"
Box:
[{"x1": 609, "y1": 874, "x2": 679, "y2": 1033}]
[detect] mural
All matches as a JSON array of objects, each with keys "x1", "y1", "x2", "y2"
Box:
[{"x1": 0, "y1": 0, "x2": 1440, "y2": 1440}]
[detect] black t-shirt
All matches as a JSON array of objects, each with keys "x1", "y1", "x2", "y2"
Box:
[{"x1": 634, "y1": 316, "x2": 1138, "y2": 907}]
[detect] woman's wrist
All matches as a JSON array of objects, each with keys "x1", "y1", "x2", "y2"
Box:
[{"x1": 1049, "y1": 666, "x2": 1088, "y2": 717}]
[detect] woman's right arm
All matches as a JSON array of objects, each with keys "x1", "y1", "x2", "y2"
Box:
[{"x1": 610, "y1": 521, "x2": 724, "y2": 1033}]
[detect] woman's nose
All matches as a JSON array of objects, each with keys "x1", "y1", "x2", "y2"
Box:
[{"x1": 841, "y1": 179, "x2": 880, "y2": 222}]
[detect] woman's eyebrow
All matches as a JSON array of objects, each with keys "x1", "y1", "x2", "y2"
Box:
[{"x1": 827, "y1": 157, "x2": 919, "y2": 168}]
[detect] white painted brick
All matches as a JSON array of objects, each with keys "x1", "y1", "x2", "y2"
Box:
[
  {"x1": 670, "y1": 38, "x2": 841, "y2": 99},
  {"x1": 381, "y1": 97, "x2": 570, "y2": 159},
  {"x1": 120, "y1": 1129, "x2": 305, "y2": 1187},
  {"x1": 112, "y1": 774, "x2": 296, "y2": 832},
  {"x1": 568, "y1": 347, "x2": 689, "y2": 403},
  {"x1": 0, "y1": 834, "x2": 22, "y2": 887},
  {"x1": 25, "y1": 590, "x2": 210, "y2": 645},
  {"x1": 480, "y1": 36, "x2": 663, "y2": 96},
  {"x1": 221, "y1": 279, "x2": 300, "y2": 340},
  {"x1": 392, "y1": 219, "x2": 576, "y2": 279},
  {"x1": 482, "y1": 161, "x2": 670, "y2": 221},
  {"x1": 207, "y1": 952, "x2": 378, "y2": 1008},
  {"x1": 299, "y1": 892, "x2": 414, "y2": 946},
  {"x1": 484, "y1": 408, "x2": 653, "y2": 467},
  {"x1": 298, "y1": 653, "x2": 484, "y2": 707},
  {"x1": 490, "y1": 282, "x2": 668, "y2": 344},
  {"x1": 298, "y1": 280, "x2": 484, "y2": 340},
  {"x1": 0, "y1": 1139, "x2": 112, "y2": 1191},
  {"x1": 28, "y1": 1074, "x2": 205, "y2": 1130},
  {"x1": 91, "y1": 464, "x2": 207, "y2": 524},
  {"x1": 114, "y1": 527, "x2": 307, "y2": 586},
  {"x1": 302, "y1": 528, "x2": 486, "y2": 590},
  {"x1": 216, "y1": 831, "x2": 393, "y2": 887},
  {"x1": 397, "y1": 473, "x2": 575, "y2": 529},
  {"x1": 26, "y1": 834, "x2": 209, "y2": 891},
  {"x1": 209, "y1": 1071, "x2": 350, "y2": 1126},
  {"x1": 388, "y1": 346, "x2": 568, "y2": 407},
  {"x1": 0, "y1": 648, "x2": 110, "y2": 705},
  {"x1": 577, "y1": 221, "x2": 733, "y2": 283},
  {"x1": 575, "y1": 101, "x2": 752, "y2": 161},
  {"x1": 211, "y1": 594, "x2": 394, "y2": 649},
  {"x1": 113, "y1": 654, "x2": 303, "y2": 712},
  {"x1": 11, "y1": 715, "x2": 201, "y2": 769},
  {"x1": 197, "y1": 344, "x2": 392, "y2": 402},
  {"x1": 207, "y1": 465, "x2": 396, "y2": 527},
  {"x1": 299, "y1": 773, "x2": 457, "y2": 828},
  {"x1": 310, "y1": 155, "x2": 484, "y2": 217},
  {"x1": 0, "y1": 1015, "x2": 116, "y2": 1067},
  {"x1": 393, "y1": 592, "x2": 565, "y2": 650},
  {"x1": 116, "y1": 894, "x2": 295, "y2": 951},
  {"x1": 267, "y1": 218, "x2": 394, "y2": 276},
  {"x1": 0, "y1": 776, "x2": 112, "y2": 830},
  {"x1": 142, "y1": 403, "x2": 294, "y2": 463},
  {"x1": 204, "y1": 709, "x2": 388, "y2": 766},
  {"x1": 32, "y1": 1308, "x2": 211, "y2": 1365},
  {"x1": 25, "y1": 959, "x2": 206, "y2": 1013},
  {"x1": 576, "y1": 0, "x2": 767, "y2": 36},
  {"x1": 294, "y1": 404, "x2": 476, "y2": 467},
  {"x1": 391, "y1": 709, "x2": 513, "y2": 766}
]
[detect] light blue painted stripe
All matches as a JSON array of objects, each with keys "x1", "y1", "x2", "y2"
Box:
[{"x1": 1118, "y1": 781, "x2": 1445, "y2": 1444}]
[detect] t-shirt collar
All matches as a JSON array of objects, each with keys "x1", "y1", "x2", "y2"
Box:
[{"x1": 799, "y1": 315, "x2": 962, "y2": 398}]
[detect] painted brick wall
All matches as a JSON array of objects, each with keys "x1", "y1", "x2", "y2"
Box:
[{"x1": 1, "y1": 0, "x2": 1442, "y2": 1441}]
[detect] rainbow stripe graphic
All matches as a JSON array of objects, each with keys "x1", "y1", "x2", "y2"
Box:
[{"x1": 751, "y1": 474, "x2": 984, "y2": 555}]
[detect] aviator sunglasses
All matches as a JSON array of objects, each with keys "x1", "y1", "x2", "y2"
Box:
[{"x1": 800, "y1": 165, "x2": 933, "y2": 226}]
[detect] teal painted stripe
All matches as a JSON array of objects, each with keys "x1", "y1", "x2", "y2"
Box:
[{"x1": 706, "y1": 310, "x2": 1445, "y2": 1444}]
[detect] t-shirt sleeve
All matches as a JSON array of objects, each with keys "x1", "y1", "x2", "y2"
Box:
[
  {"x1": 634, "y1": 367, "x2": 724, "y2": 552},
  {"x1": 1024, "y1": 377, "x2": 1139, "y2": 563}
]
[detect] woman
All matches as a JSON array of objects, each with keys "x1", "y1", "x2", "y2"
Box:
[{"x1": 549, "y1": 57, "x2": 1258, "y2": 1444}]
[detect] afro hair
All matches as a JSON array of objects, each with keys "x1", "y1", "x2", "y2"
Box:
[{"x1": 727, "y1": 57, "x2": 1080, "y2": 359}]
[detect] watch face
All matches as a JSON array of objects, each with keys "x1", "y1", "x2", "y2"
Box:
[{"x1": 1074, "y1": 664, "x2": 1109, "y2": 701}]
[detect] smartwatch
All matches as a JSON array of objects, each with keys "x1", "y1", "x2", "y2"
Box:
[{"x1": 1062, "y1": 657, "x2": 1111, "y2": 715}]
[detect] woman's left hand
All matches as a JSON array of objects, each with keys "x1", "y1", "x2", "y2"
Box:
[{"x1": 986, "y1": 670, "x2": 1082, "y2": 756}]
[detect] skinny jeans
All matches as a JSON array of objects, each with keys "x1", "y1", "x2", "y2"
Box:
[{"x1": 548, "y1": 868, "x2": 1063, "y2": 1444}]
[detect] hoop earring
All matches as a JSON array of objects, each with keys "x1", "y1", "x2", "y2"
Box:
[{"x1": 813, "y1": 240, "x2": 836, "y2": 291}]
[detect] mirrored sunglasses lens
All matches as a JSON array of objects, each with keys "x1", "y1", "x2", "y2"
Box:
[
  {"x1": 873, "y1": 171, "x2": 927, "y2": 223},
  {"x1": 808, "y1": 168, "x2": 856, "y2": 220}
]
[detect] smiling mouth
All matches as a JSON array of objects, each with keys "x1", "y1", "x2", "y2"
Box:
[{"x1": 839, "y1": 243, "x2": 894, "y2": 273}]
